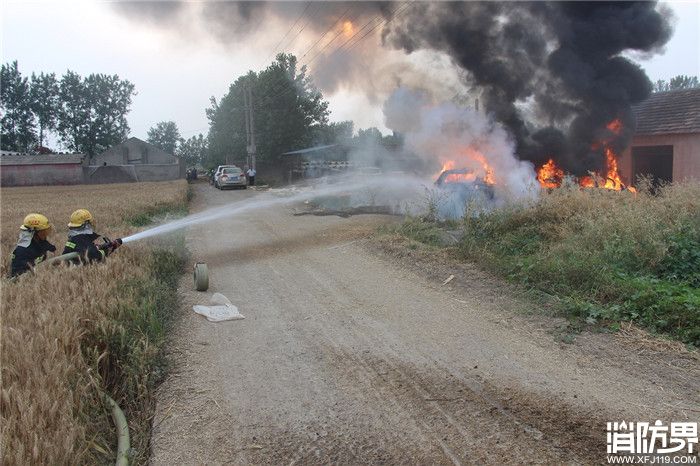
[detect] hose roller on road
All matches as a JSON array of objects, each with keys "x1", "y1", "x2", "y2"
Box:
[{"x1": 194, "y1": 262, "x2": 209, "y2": 291}]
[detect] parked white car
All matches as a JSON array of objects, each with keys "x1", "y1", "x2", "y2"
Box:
[
  {"x1": 217, "y1": 167, "x2": 247, "y2": 190},
  {"x1": 213, "y1": 165, "x2": 239, "y2": 188}
]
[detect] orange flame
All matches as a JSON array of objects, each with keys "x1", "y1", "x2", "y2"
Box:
[
  {"x1": 579, "y1": 176, "x2": 596, "y2": 188},
  {"x1": 437, "y1": 148, "x2": 496, "y2": 185},
  {"x1": 465, "y1": 149, "x2": 496, "y2": 185},
  {"x1": 536, "y1": 119, "x2": 636, "y2": 192},
  {"x1": 440, "y1": 160, "x2": 477, "y2": 183},
  {"x1": 537, "y1": 159, "x2": 564, "y2": 189},
  {"x1": 606, "y1": 118, "x2": 622, "y2": 135},
  {"x1": 343, "y1": 21, "x2": 354, "y2": 36},
  {"x1": 602, "y1": 147, "x2": 623, "y2": 190}
]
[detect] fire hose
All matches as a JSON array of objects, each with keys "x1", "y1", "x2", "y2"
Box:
[
  {"x1": 104, "y1": 393, "x2": 131, "y2": 466},
  {"x1": 7, "y1": 238, "x2": 131, "y2": 464},
  {"x1": 41, "y1": 238, "x2": 123, "y2": 266}
]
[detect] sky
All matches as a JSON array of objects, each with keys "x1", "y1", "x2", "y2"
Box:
[{"x1": 2, "y1": 0, "x2": 699, "y2": 148}]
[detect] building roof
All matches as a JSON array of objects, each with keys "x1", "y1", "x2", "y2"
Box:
[
  {"x1": 633, "y1": 88, "x2": 700, "y2": 136},
  {"x1": 0, "y1": 153, "x2": 84, "y2": 165},
  {"x1": 91, "y1": 137, "x2": 178, "y2": 165},
  {"x1": 118, "y1": 136, "x2": 175, "y2": 156}
]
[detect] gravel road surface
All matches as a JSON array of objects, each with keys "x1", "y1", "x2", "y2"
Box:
[{"x1": 150, "y1": 183, "x2": 699, "y2": 465}]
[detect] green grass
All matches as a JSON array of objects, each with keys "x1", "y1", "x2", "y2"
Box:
[
  {"x1": 393, "y1": 182, "x2": 700, "y2": 347},
  {"x1": 126, "y1": 203, "x2": 189, "y2": 227},
  {"x1": 126, "y1": 185, "x2": 191, "y2": 227},
  {"x1": 81, "y1": 239, "x2": 186, "y2": 463},
  {"x1": 390, "y1": 217, "x2": 444, "y2": 246}
]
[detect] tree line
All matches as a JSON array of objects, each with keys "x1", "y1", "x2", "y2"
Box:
[
  {"x1": 203, "y1": 53, "x2": 330, "y2": 168},
  {"x1": 652, "y1": 75, "x2": 699, "y2": 93},
  {"x1": 3, "y1": 54, "x2": 409, "y2": 169},
  {"x1": 147, "y1": 53, "x2": 369, "y2": 170},
  {"x1": 146, "y1": 121, "x2": 208, "y2": 168},
  {"x1": 0, "y1": 61, "x2": 135, "y2": 156},
  {"x1": 198, "y1": 53, "x2": 405, "y2": 169}
]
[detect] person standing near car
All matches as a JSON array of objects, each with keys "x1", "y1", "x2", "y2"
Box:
[{"x1": 246, "y1": 166, "x2": 256, "y2": 186}]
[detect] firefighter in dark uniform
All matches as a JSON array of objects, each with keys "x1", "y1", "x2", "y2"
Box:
[
  {"x1": 62, "y1": 209, "x2": 120, "y2": 264},
  {"x1": 10, "y1": 213, "x2": 57, "y2": 277}
]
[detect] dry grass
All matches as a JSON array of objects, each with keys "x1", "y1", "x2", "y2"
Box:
[
  {"x1": 394, "y1": 180, "x2": 700, "y2": 345},
  {"x1": 0, "y1": 181, "x2": 188, "y2": 273},
  {"x1": 1, "y1": 180, "x2": 188, "y2": 464},
  {"x1": 459, "y1": 180, "x2": 700, "y2": 345}
]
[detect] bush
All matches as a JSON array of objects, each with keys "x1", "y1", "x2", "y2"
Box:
[
  {"x1": 455, "y1": 182, "x2": 699, "y2": 345},
  {"x1": 393, "y1": 216, "x2": 447, "y2": 247}
]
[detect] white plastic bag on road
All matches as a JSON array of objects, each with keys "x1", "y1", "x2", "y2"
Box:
[{"x1": 193, "y1": 292, "x2": 245, "y2": 322}]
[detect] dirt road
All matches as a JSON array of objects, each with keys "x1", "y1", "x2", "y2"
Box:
[{"x1": 151, "y1": 183, "x2": 699, "y2": 465}]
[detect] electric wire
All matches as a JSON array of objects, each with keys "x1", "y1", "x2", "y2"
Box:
[
  {"x1": 284, "y1": 2, "x2": 326, "y2": 55},
  {"x1": 213, "y1": 2, "x2": 416, "y2": 146},
  {"x1": 261, "y1": 1, "x2": 312, "y2": 67},
  {"x1": 258, "y1": 2, "x2": 414, "y2": 107},
  {"x1": 257, "y1": 2, "x2": 407, "y2": 104}
]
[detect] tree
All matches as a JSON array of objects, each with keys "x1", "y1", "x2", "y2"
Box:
[
  {"x1": 1, "y1": 61, "x2": 36, "y2": 151},
  {"x1": 653, "y1": 75, "x2": 699, "y2": 92},
  {"x1": 177, "y1": 133, "x2": 207, "y2": 167},
  {"x1": 57, "y1": 71, "x2": 135, "y2": 157},
  {"x1": 29, "y1": 72, "x2": 59, "y2": 148},
  {"x1": 206, "y1": 53, "x2": 330, "y2": 167},
  {"x1": 356, "y1": 127, "x2": 383, "y2": 144},
  {"x1": 147, "y1": 121, "x2": 181, "y2": 155},
  {"x1": 312, "y1": 120, "x2": 354, "y2": 145}
]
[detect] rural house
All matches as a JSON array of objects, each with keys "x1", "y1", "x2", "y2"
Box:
[
  {"x1": 0, "y1": 152, "x2": 85, "y2": 187},
  {"x1": 87, "y1": 137, "x2": 184, "y2": 183},
  {"x1": 620, "y1": 87, "x2": 700, "y2": 185}
]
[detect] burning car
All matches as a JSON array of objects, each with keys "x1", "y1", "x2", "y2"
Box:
[
  {"x1": 435, "y1": 168, "x2": 495, "y2": 198},
  {"x1": 433, "y1": 168, "x2": 495, "y2": 218}
]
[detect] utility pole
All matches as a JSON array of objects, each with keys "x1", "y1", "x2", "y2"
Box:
[
  {"x1": 243, "y1": 87, "x2": 249, "y2": 167},
  {"x1": 243, "y1": 84, "x2": 257, "y2": 170}
]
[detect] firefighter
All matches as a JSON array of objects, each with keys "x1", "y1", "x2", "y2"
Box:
[
  {"x1": 63, "y1": 209, "x2": 120, "y2": 264},
  {"x1": 10, "y1": 213, "x2": 57, "y2": 277}
]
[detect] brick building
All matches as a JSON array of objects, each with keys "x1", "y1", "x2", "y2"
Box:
[
  {"x1": 620, "y1": 88, "x2": 700, "y2": 185},
  {"x1": 0, "y1": 153, "x2": 84, "y2": 187}
]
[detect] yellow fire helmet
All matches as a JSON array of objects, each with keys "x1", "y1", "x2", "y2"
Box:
[
  {"x1": 68, "y1": 209, "x2": 94, "y2": 228},
  {"x1": 21, "y1": 213, "x2": 51, "y2": 231}
]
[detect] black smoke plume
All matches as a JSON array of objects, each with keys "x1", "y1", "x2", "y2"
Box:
[
  {"x1": 113, "y1": 1, "x2": 673, "y2": 174},
  {"x1": 383, "y1": 1, "x2": 673, "y2": 174}
]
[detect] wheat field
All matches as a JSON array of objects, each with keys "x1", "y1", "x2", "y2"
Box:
[{"x1": 1, "y1": 180, "x2": 188, "y2": 464}]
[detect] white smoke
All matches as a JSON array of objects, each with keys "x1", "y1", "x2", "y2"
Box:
[{"x1": 383, "y1": 87, "x2": 539, "y2": 202}]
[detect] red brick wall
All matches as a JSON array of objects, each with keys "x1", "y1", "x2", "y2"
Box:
[
  {"x1": 0, "y1": 164, "x2": 84, "y2": 187},
  {"x1": 619, "y1": 133, "x2": 700, "y2": 185}
]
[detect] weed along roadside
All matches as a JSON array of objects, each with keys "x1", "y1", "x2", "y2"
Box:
[
  {"x1": 385, "y1": 181, "x2": 700, "y2": 348},
  {"x1": 1, "y1": 181, "x2": 188, "y2": 464}
]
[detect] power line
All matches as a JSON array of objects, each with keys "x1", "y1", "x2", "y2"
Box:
[
  {"x1": 327, "y1": 2, "x2": 413, "y2": 58},
  {"x1": 255, "y1": 5, "x2": 363, "y2": 104},
  {"x1": 284, "y1": 2, "x2": 326, "y2": 56},
  {"x1": 229, "y1": 2, "x2": 417, "y2": 142},
  {"x1": 259, "y1": 2, "x2": 415, "y2": 106},
  {"x1": 261, "y1": 1, "x2": 312, "y2": 67},
  {"x1": 257, "y1": 2, "x2": 392, "y2": 104},
  {"x1": 299, "y1": 5, "x2": 352, "y2": 61}
]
